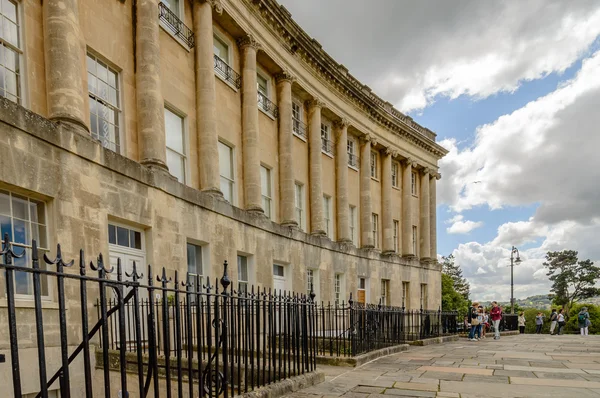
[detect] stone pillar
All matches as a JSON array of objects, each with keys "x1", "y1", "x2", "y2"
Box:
[
  {"x1": 430, "y1": 173, "x2": 440, "y2": 261},
  {"x1": 307, "y1": 99, "x2": 325, "y2": 235},
  {"x1": 238, "y1": 35, "x2": 263, "y2": 212},
  {"x1": 193, "y1": 0, "x2": 222, "y2": 194},
  {"x1": 381, "y1": 148, "x2": 395, "y2": 253},
  {"x1": 136, "y1": 0, "x2": 168, "y2": 169},
  {"x1": 334, "y1": 118, "x2": 351, "y2": 242},
  {"x1": 402, "y1": 158, "x2": 416, "y2": 256},
  {"x1": 360, "y1": 134, "x2": 375, "y2": 248},
  {"x1": 275, "y1": 71, "x2": 297, "y2": 226},
  {"x1": 43, "y1": 0, "x2": 88, "y2": 132},
  {"x1": 420, "y1": 168, "x2": 431, "y2": 260}
]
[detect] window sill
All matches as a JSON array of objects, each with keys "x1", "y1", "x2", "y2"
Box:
[
  {"x1": 215, "y1": 72, "x2": 239, "y2": 93},
  {"x1": 392, "y1": 186, "x2": 401, "y2": 191},
  {"x1": 348, "y1": 165, "x2": 359, "y2": 172},
  {"x1": 259, "y1": 106, "x2": 277, "y2": 121},
  {"x1": 0, "y1": 298, "x2": 60, "y2": 310},
  {"x1": 371, "y1": 177, "x2": 380, "y2": 182},
  {"x1": 293, "y1": 132, "x2": 307, "y2": 142},
  {"x1": 159, "y1": 22, "x2": 192, "y2": 52},
  {"x1": 321, "y1": 150, "x2": 334, "y2": 159},
  {"x1": 412, "y1": 194, "x2": 419, "y2": 198}
]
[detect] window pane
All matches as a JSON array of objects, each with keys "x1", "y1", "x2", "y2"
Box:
[
  {"x1": 221, "y1": 177, "x2": 233, "y2": 202},
  {"x1": 164, "y1": 108, "x2": 184, "y2": 153},
  {"x1": 13, "y1": 218, "x2": 29, "y2": 245},
  {"x1": 218, "y1": 142, "x2": 233, "y2": 179},
  {"x1": 237, "y1": 256, "x2": 248, "y2": 281},
  {"x1": 213, "y1": 35, "x2": 229, "y2": 64},
  {"x1": 117, "y1": 226, "x2": 129, "y2": 247},
  {"x1": 0, "y1": 190, "x2": 9, "y2": 216},
  {"x1": 187, "y1": 243, "x2": 200, "y2": 275},
  {"x1": 0, "y1": 214, "x2": 12, "y2": 241},
  {"x1": 3, "y1": 0, "x2": 18, "y2": 23},
  {"x1": 257, "y1": 74, "x2": 267, "y2": 94},
  {"x1": 167, "y1": 149, "x2": 185, "y2": 183},
  {"x1": 260, "y1": 166, "x2": 270, "y2": 196},
  {"x1": 11, "y1": 194, "x2": 28, "y2": 220},
  {"x1": 108, "y1": 224, "x2": 116, "y2": 244},
  {"x1": 273, "y1": 264, "x2": 284, "y2": 277}
]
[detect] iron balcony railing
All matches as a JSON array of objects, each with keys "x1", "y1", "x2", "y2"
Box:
[
  {"x1": 258, "y1": 92, "x2": 278, "y2": 118},
  {"x1": 158, "y1": 2, "x2": 195, "y2": 49},
  {"x1": 293, "y1": 117, "x2": 307, "y2": 139},
  {"x1": 321, "y1": 138, "x2": 333, "y2": 155},
  {"x1": 348, "y1": 153, "x2": 359, "y2": 168},
  {"x1": 214, "y1": 54, "x2": 241, "y2": 89}
]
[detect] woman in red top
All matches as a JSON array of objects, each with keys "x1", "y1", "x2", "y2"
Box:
[{"x1": 490, "y1": 301, "x2": 503, "y2": 340}]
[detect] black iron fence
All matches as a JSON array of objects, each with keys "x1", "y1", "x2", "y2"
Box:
[
  {"x1": 258, "y1": 92, "x2": 278, "y2": 118},
  {"x1": 314, "y1": 297, "x2": 458, "y2": 357},
  {"x1": 0, "y1": 234, "x2": 316, "y2": 398},
  {"x1": 293, "y1": 117, "x2": 307, "y2": 139},
  {"x1": 158, "y1": 2, "x2": 195, "y2": 49},
  {"x1": 214, "y1": 54, "x2": 241, "y2": 89}
]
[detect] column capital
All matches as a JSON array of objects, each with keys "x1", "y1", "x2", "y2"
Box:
[
  {"x1": 333, "y1": 117, "x2": 351, "y2": 129},
  {"x1": 384, "y1": 147, "x2": 398, "y2": 157},
  {"x1": 360, "y1": 133, "x2": 377, "y2": 146},
  {"x1": 237, "y1": 34, "x2": 261, "y2": 50},
  {"x1": 306, "y1": 98, "x2": 326, "y2": 109},
  {"x1": 403, "y1": 157, "x2": 418, "y2": 168},
  {"x1": 275, "y1": 69, "x2": 296, "y2": 84},
  {"x1": 421, "y1": 167, "x2": 431, "y2": 175},
  {"x1": 434, "y1": 172, "x2": 442, "y2": 180},
  {"x1": 196, "y1": 0, "x2": 223, "y2": 14}
]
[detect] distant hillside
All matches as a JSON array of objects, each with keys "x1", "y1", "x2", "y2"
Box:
[{"x1": 478, "y1": 294, "x2": 600, "y2": 309}]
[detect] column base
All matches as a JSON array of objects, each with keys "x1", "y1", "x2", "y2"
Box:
[
  {"x1": 141, "y1": 158, "x2": 169, "y2": 171},
  {"x1": 402, "y1": 254, "x2": 417, "y2": 259},
  {"x1": 336, "y1": 238, "x2": 353, "y2": 244},
  {"x1": 310, "y1": 230, "x2": 326, "y2": 237},
  {"x1": 382, "y1": 250, "x2": 397, "y2": 256},
  {"x1": 201, "y1": 187, "x2": 224, "y2": 197},
  {"x1": 246, "y1": 205, "x2": 264, "y2": 214},
  {"x1": 281, "y1": 220, "x2": 299, "y2": 228},
  {"x1": 361, "y1": 245, "x2": 375, "y2": 249}
]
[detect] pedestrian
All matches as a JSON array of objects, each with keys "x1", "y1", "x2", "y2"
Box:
[
  {"x1": 518, "y1": 311, "x2": 526, "y2": 334},
  {"x1": 549, "y1": 309, "x2": 558, "y2": 335},
  {"x1": 468, "y1": 302, "x2": 480, "y2": 341},
  {"x1": 479, "y1": 306, "x2": 488, "y2": 339},
  {"x1": 578, "y1": 307, "x2": 591, "y2": 336},
  {"x1": 476, "y1": 307, "x2": 484, "y2": 339},
  {"x1": 535, "y1": 312, "x2": 545, "y2": 334},
  {"x1": 490, "y1": 301, "x2": 503, "y2": 340},
  {"x1": 557, "y1": 309, "x2": 566, "y2": 335}
]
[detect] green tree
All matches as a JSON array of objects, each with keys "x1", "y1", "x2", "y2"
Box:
[
  {"x1": 441, "y1": 254, "x2": 470, "y2": 300},
  {"x1": 441, "y1": 273, "x2": 469, "y2": 314},
  {"x1": 545, "y1": 250, "x2": 600, "y2": 315}
]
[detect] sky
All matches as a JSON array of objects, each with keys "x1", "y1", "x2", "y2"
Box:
[{"x1": 278, "y1": 0, "x2": 600, "y2": 301}]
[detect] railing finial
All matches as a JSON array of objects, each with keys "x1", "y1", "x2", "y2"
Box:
[{"x1": 220, "y1": 260, "x2": 231, "y2": 294}]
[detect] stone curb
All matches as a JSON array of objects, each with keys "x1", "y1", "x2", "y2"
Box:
[
  {"x1": 237, "y1": 370, "x2": 325, "y2": 398},
  {"x1": 317, "y1": 344, "x2": 411, "y2": 367},
  {"x1": 409, "y1": 335, "x2": 460, "y2": 346}
]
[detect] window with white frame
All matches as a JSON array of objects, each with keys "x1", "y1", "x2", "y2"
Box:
[
  {"x1": 0, "y1": 190, "x2": 49, "y2": 297},
  {"x1": 321, "y1": 122, "x2": 332, "y2": 154},
  {"x1": 392, "y1": 162, "x2": 399, "y2": 187},
  {"x1": 323, "y1": 195, "x2": 332, "y2": 238},
  {"x1": 358, "y1": 277, "x2": 368, "y2": 303},
  {"x1": 370, "y1": 151, "x2": 378, "y2": 178},
  {"x1": 164, "y1": 107, "x2": 187, "y2": 183},
  {"x1": 218, "y1": 141, "x2": 235, "y2": 203},
  {"x1": 186, "y1": 243, "x2": 203, "y2": 301},
  {"x1": 349, "y1": 205, "x2": 357, "y2": 246},
  {"x1": 411, "y1": 171, "x2": 417, "y2": 195},
  {"x1": 87, "y1": 52, "x2": 121, "y2": 153},
  {"x1": 257, "y1": 73, "x2": 268, "y2": 96},
  {"x1": 381, "y1": 279, "x2": 390, "y2": 306},
  {"x1": 295, "y1": 182, "x2": 305, "y2": 231},
  {"x1": 412, "y1": 225, "x2": 418, "y2": 256},
  {"x1": 402, "y1": 282, "x2": 410, "y2": 308},
  {"x1": 347, "y1": 138, "x2": 358, "y2": 168},
  {"x1": 393, "y1": 220, "x2": 399, "y2": 252},
  {"x1": 372, "y1": 213, "x2": 379, "y2": 248},
  {"x1": 163, "y1": 0, "x2": 182, "y2": 17},
  {"x1": 260, "y1": 165, "x2": 272, "y2": 218},
  {"x1": 292, "y1": 101, "x2": 305, "y2": 138},
  {"x1": 108, "y1": 224, "x2": 142, "y2": 250},
  {"x1": 237, "y1": 255, "x2": 249, "y2": 293},
  {"x1": 334, "y1": 273, "x2": 345, "y2": 304},
  {"x1": 213, "y1": 34, "x2": 229, "y2": 64},
  {"x1": 420, "y1": 283, "x2": 428, "y2": 309},
  {"x1": 307, "y1": 268, "x2": 314, "y2": 295},
  {"x1": 0, "y1": 0, "x2": 22, "y2": 105}
]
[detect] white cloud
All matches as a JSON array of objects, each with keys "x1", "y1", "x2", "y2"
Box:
[
  {"x1": 278, "y1": 0, "x2": 600, "y2": 112},
  {"x1": 445, "y1": 215, "x2": 484, "y2": 234}
]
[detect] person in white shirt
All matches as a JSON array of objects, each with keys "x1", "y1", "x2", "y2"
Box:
[{"x1": 557, "y1": 308, "x2": 566, "y2": 335}]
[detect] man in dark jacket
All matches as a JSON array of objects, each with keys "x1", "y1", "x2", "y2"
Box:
[{"x1": 468, "y1": 302, "x2": 479, "y2": 341}]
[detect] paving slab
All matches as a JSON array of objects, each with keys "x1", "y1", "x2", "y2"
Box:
[{"x1": 418, "y1": 366, "x2": 493, "y2": 376}]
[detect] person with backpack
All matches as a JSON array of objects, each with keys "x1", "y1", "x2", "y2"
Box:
[
  {"x1": 549, "y1": 309, "x2": 558, "y2": 335},
  {"x1": 490, "y1": 301, "x2": 503, "y2": 340},
  {"x1": 557, "y1": 309, "x2": 566, "y2": 335},
  {"x1": 578, "y1": 307, "x2": 591, "y2": 336}
]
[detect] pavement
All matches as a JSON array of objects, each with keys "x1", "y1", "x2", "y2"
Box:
[{"x1": 284, "y1": 334, "x2": 600, "y2": 398}]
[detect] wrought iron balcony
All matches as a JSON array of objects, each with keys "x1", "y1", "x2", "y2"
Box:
[
  {"x1": 321, "y1": 138, "x2": 333, "y2": 155},
  {"x1": 158, "y1": 2, "x2": 194, "y2": 49},
  {"x1": 214, "y1": 54, "x2": 241, "y2": 89},
  {"x1": 348, "y1": 153, "x2": 359, "y2": 168},
  {"x1": 293, "y1": 117, "x2": 307, "y2": 139},
  {"x1": 258, "y1": 91, "x2": 278, "y2": 118}
]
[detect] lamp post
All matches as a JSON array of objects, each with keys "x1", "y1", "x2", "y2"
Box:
[{"x1": 510, "y1": 246, "x2": 522, "y2": 314}]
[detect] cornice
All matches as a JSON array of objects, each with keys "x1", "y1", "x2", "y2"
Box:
[{"x1": 241, "y1": 0, "x2": 448, "y2": 159}]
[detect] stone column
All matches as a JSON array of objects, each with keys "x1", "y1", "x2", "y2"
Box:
[
  {"x1": 334, "y1": 118, "x2": 351, "y2": 242},
  {"x1": 307, "y1": 99, "x2": 325, "y2": 235},
  {"x1": 430, "y1": 173, "x2": 440, "y2": 261},
  {"x1": 360, "y1": 134, "x2": 375, "y2": 248},
  {"x1": 420, "y1": 168, "x2": 431, "y2": 260},
  {"x1": 275, "y1": 71, "x2": 297, "y2": 226},
  {"x1": 402, "y1": 158, "x2": 416, "y2": 256},
  {"x1": 136, "y1": 0, "x2": 168, "y2": 169},
  {"x1": 193, "y1": 0, "x2": 222, "y2": 194},
  {"x1": 238, "y1": 35, "x2": 263, "y2": 212},
  {"x1": 43, "y1": 0, "x2": 88, "y2": 132},
  {"x1": 381, "y1": 148, "x2": 395, "y2": 253}
]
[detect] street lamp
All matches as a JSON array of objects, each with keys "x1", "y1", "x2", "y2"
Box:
[{"x1": 510, "y1": 246, "x2": 522, "y2": 314}]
